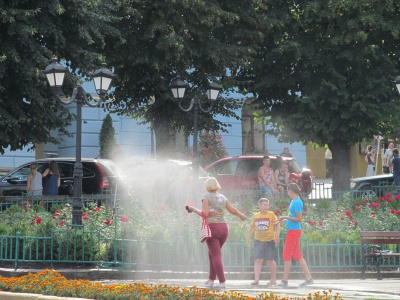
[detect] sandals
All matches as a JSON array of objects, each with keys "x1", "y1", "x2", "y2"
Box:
[
  {"x1": 266, "y1": 281, "x2": 277, "y2": 286},
  {"x1": 250, "y1": 281, "x2": 259, "y2": 285}
]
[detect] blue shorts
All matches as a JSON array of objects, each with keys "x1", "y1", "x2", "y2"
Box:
[
  {"x1": 254, "y1": 240, "x2": 275, "y2": 260},
  {"x1": 260, "y1": 185, "x2": 273, "y2": 196}
]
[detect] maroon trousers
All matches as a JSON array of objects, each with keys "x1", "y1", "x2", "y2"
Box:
[{"x1": 206, "y1": 223, "x2": 228, "y2": 283}]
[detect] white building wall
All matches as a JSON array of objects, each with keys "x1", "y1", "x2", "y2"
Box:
[{"x1": 1, "y1": 82, "x2": 307, "y2": 169}]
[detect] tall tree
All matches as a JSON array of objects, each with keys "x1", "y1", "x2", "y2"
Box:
[
  {"x1": 239, "y1": 0, "x2": 400, "y2": 190},
  {"x1": 0, "y1": 0, "x2": 119, "y2": 153},
  {"x1": 103, "y1": 0, "x2": 265, "y2": 158},
  {"x1": 99, "y1": 114, "x2": 116, "y2": 159}
]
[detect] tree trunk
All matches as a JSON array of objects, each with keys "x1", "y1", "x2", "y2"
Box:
[
  {"x1": 153, "y1": 115, "x2": 175, "y2": 160},
  {"x1": 328, "y1": 140, "x2": 351, "y2": 192}
]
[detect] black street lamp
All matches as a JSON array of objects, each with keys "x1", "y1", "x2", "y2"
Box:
[
  {"x1": 170, "y1": 77, "x2": 221, "y2": 199},
  {"x1": 44, "y1": 57, "x2": 114, "y2": 225}
]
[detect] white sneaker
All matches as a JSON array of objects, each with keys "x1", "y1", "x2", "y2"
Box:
[
  {"x1": 204, "y1": 280, "x2": 214, "y2": 287},
  {"x1": 213, "y1": 283, "x2": 226, "y2": 289}
]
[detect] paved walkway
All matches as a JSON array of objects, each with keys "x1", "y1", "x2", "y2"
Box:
[{"x1": 1, "y1": 275, "x2": 400, "y2": 299}]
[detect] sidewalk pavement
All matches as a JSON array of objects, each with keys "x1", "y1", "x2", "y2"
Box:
[{"x1": 1, "y1": 269, "x2": 399, "y2": 300}]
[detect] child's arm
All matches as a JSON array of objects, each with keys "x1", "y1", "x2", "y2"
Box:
[
  {"x1": 246, "y1": 224, "x2": 255, "y2": 247},
  {"x1": 274, "y1": 222, "x2": 281, "y2": 244}
]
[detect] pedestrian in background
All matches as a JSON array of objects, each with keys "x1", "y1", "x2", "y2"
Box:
[
  {"x1": 384, "y1": 143, "x2": 394, "y2": 173},
  {"x1": 42, "y1": 160, "x2": 60, "y2": 195},
  {"x1": 26, "y1": 162, "x2": 43, "y2": 196},
  {"x1": 280, "y1": 147, "x2": 293, "y2": 157},
  {"x1": 247, "y1": 198, "x2": 280, "y2": 286},
  {"x1": 365, "y1": 145, "x2": 376, "y2": 177},
  {"x1": 390, "y1": 148, "x2": 400, "y2": 188}
]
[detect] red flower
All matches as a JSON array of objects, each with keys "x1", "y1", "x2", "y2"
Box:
[
  {"x1": 59, "y1": 220, "x2": 65, "y2": 226},
  {"x1": 395, "y1": 195, "x2": 400, "y2": 201},
  {"x1": 318, "y1": 222, "x2": 323, "y2": 226},
  {"x1": 120, "y1": 216, "x2": 129, "y2": 223},
  {"x1": 369, "y1": 202, "x2": 380, "y2": 208},
  {"x1": 83, "y1": 215, "x2": 88, "y2": 220},
  {"x1": 52, "y1": 214, "x2": 57, "y2": 219},
  {"x1": 82, "y1": 212, "x2": 86, "y2": 216},
  {"x1": 356, "y1": 201, "x2": 361, "y2": 205},
  {"x1": 337, "y1": 209, "x2": 341, "y2": 213},
  {"x1": 308, "y1": 220, "x2": 316, "y2": 226},
  {"x1": 364, "y1": 199, "x2": 369, "y2": 203},
  {"x1": 345, "y1": 210, "x2": 353, "y2": 217},
  {"x1": 95, "y1": 207, "x2": 101, "y2": 211},
  {"x1": 379, "y1": 196, "x2": 385, "y2": 202},
  {"x1": 282, "y1": 205, "x2": 287, "y2": 209},
  {"x1": 387, "y1": 198, "x2": 392, "y2": 203},
  {"x1": 36, "y1": 218, "x2": 42, "y2": 224},
  {"x1": 370, "y1": 212, "x2": 376, "y2": 218},
  {"x1": 104, "y1": 218, "x2": 111, "y2": 225},
  {"x1": 386, "y1": 193, "x2": 391, "y2": 199},
  {"x1": 396, "y1": 210, "x2": 400, "y2": 216},
  {"x1": 354, "y1": 206, "x2": 360, "y2": 212},
  {"x1": 340, "y1": 217, "x2": 344, "y2": 220},
  {"x1": 274, "y1": 210, "x2": 280, "y2": 215},
  {"x1": 390, "y1": 209, "x2": 396, "y2": 214},
  {"x1": 324, "y1": 215, "x2": 329, "y2": 219},
  {"x1": 54, "y1": 210, "x2": 60, "y2": 215}
]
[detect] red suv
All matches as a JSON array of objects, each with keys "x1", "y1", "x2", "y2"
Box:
[{"x1": 204, "y1": 155, "x2": 312, "y2": 194}]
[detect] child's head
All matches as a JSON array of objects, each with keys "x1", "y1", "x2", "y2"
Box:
[
  {"x1": 258, "y1": 198, "x2": 270, "y2": 213},
  {"x1": 204, "y1": 177, "x2": 221, "y2": 193},
  {"x1": 393, "y1": 148, "x2": 399, "y2": 156}
]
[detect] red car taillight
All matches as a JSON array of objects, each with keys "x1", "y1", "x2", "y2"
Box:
[{"x1": 96, "y1": 162, "x2": 109, "y2": 189}]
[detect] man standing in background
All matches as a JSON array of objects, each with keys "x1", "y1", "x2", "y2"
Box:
[
  {"x1": 384, "y1": 143, "x2": 394, "y2": 173},
  {"x1": 280, "y1": 147, "x2": 293, "y2": 157}
]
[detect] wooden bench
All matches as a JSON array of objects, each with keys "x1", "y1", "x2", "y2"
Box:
[{"x1": 360, "y1": 231, "x2": 400, "y2": 280}]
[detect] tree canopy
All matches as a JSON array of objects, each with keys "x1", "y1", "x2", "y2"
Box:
[
  {"x1": 238, "y1": 0, "x2": 400, "y2": 190},
  {"x1": 103, "y1": 0, "x2": 266, "y2": 157},
  {"x1": 0, "y1": 0, "x2": 119, "y2": 153}
]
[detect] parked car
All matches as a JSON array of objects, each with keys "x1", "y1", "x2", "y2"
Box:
[
  {"x1": 204, "y1": 155, "x2": 312, "y2": 194},
  {"x1": 0, "y1": 158, "x2": 120, "y2": 196},
  {"x1": 350, "y1": 174, "x2": 394, "y2": 198}
]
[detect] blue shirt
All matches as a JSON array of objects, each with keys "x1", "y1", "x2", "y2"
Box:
[
  {"x1": 286, "y1": 197, "x2": 303, "y2": 230},
  {"x1": 393, "y1": 156, "x2": 400, "y2": 177}
]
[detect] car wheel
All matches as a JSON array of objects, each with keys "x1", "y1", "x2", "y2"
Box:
[{"x1": 360, "y1": 187, "x2": 376, "y2": 200}]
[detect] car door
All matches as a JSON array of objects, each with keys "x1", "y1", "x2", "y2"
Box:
[
  {"x1": 235, "y1": 158, "x2": 262, "y2": 190},
  {"x1": 207, "y1": 159, "x2": 239, "y2": 190}
]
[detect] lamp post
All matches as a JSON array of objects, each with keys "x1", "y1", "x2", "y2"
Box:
[
  {"x1": 170, "y1": 77, "x2": 221, "y2": 199},
  {"x1": 44, "y1": 57, "x2": 114, "y2": 225}
]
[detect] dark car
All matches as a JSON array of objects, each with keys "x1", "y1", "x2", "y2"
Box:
[
  {"x1": 204, "y1": 155, "x2": 312, "y2": 194},
  {"x1": 350, "y1": 174, "x2": 394, "y2": 198},
  {"x1": 0, "y1": 158, "x2": 120, "y2": 196}
]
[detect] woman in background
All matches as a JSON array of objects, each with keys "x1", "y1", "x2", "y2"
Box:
[
  {"x1": 26, "y1": 162, "x2": 43, "y2": 196},
  {"x1": 42, "y1": 160, "x2": 60, "y2": 195}
]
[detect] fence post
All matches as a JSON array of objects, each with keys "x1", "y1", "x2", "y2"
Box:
[
  {"x1": 336, "y1": 239, "x2": 340, "y2": 271},
  {"x1": 137, "y1": 235, "x2": 141, "y2": 270},
  {"x1": 14, "y1": 231, "x2": 20, "y2": 271},
  {"x1": 240, "y1": 239, "x2": 245, "y2": 272}
]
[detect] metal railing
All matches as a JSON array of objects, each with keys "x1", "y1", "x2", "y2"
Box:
[{"x1": 1, "y1": 231, "x2": 399, "y2": 272}]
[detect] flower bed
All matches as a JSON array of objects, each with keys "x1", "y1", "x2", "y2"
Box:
[{"x1": 0, "y1": 269, "x2": 343, "y2": 299}]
